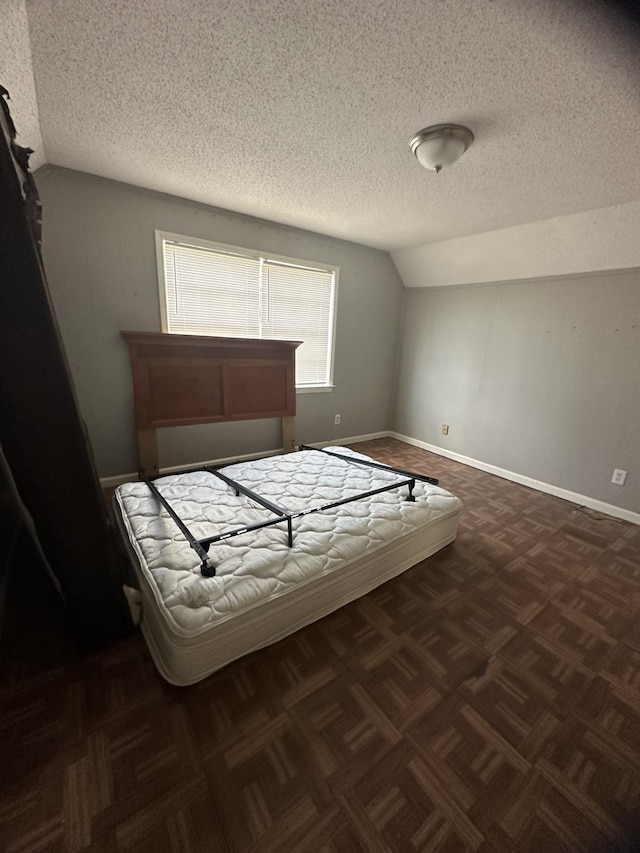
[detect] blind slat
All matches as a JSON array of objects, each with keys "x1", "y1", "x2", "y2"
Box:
[{"x1": 161, "y1": 238, "x2": 337, "y2": 387}]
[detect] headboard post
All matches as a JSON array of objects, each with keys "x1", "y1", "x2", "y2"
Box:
[
  {"x1": 137, "y1": 428, "x2": 160, "y2": 478},
  {"x1": 282, "y1": 415, "x2": 296, "y2": 454},
  {"x1": 122, "y1": 332, "x2": 301, "y2": 477}
]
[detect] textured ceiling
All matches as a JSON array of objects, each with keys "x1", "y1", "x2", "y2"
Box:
[
  {"x1": 3, "y1": 0, "x2": 45, "y2": 169},
  {"x1": 22, "y1": 0, "x2": 640, "y2": 250}
]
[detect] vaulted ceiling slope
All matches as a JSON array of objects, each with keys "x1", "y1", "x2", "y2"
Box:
[{"x1": 10, "y1": 0, "x2": 640, "y2": 249}]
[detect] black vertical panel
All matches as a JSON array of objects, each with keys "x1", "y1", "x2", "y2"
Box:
[
  {"x1": 0, "y1": 441, "x2": 25, "y2": 634},
  {"x1": 0, "y1": 92, "x2": 131, "y2": 649}
]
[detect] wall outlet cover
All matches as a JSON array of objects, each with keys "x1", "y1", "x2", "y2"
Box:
[{"x1": 612, "y1": 469, "x2": 628, "y2": 486}]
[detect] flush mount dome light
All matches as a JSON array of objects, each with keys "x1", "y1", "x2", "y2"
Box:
[{"x1": 410, "y1": 123, "x2": 474, "y2": 173}]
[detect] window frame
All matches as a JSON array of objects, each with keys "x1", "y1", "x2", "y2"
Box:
[{"x1": 155, "y1": 230, "x2": 339, "y2": 393}]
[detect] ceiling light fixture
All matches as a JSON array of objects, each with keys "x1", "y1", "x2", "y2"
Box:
[{"x1": 409, "y1": 123, "x2": 474, "y2": 173}]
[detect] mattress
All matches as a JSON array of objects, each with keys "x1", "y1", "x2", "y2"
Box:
[{"x1": 114, "y1": 446, "x2": 463, "y2": 684}]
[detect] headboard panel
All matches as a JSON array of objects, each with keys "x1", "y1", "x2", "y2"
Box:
[{"x1": 122, "y1": 332, "x2": 301, "y2": 476}]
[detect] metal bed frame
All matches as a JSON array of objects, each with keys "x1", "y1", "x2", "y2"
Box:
[{"x1": 142, "y1": 446, "x2": 439, "y2": 577}]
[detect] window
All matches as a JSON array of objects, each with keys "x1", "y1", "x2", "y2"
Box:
[{"x1": 156, "y1": 231, "x2": 338, "y2": 390}]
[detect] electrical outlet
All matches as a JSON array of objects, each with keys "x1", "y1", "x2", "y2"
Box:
[
  {"x1": 334, "y1": 414, "x2": 341, "y2": 426},
  {"x1": 441, "y1": 424, "x2": 449, "y2": 435},
  {"x1": 612, "y1": 468, "x2": 628, "y2": 486}
]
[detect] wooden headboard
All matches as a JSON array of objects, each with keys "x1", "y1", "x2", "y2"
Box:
[{"x1": 122, "y1": 331, "x2": 301, "y2": 476}]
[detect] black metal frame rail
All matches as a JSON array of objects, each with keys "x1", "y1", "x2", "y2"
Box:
[
  {"x1": 142, "y1": 447, "x2": 437, "y2": 577},
  {"x1": 299, "y1": 445, "x2": 439, "y2": 485}
]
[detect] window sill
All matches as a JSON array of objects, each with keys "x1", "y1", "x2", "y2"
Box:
[{"x1": 296, "y1": 385, "x2": 335, "y2": 394}]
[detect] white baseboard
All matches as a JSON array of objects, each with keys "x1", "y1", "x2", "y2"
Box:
[
  {"x1": 302, "y1": 431, "x2": 390, "y2": 450},
  {"x1": 99, "y1": 432, "x2": 391, "y2": 489},
  {"x1": 390, "y1": 432, "x2": 640, "y2": 527}
]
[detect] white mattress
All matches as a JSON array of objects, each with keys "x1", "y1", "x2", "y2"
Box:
[{"x1": 115, "y1": 446, "x2": 462, "y2": 684}]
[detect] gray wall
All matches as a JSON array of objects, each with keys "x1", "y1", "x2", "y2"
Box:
[
  {"x1": 393, "y1": 271, "x2": 640, "y2": 512},
  {"x1": 37, "y1": 167, "x2": 405, "y2": 477}
]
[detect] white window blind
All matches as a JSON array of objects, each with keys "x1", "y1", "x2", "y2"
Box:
[{"x1": 158, "y1": 233, "x2": 337, "y2": 388}]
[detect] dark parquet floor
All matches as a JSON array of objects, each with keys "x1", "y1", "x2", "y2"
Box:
[{"x1": 1, "y1": 438, "x2": 640, "y2": 852}]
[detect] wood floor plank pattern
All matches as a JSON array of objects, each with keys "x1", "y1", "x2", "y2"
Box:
[{"x1": 2, "y1": 438, "x2": 640, "y2": 851}]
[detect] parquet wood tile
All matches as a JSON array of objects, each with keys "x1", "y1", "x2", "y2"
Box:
[
  {"x1": 436, "y1": 595, "x2": 520, "y2": 659},
  {"x1": 613, "y1": 527, "x2": 640, "y2": 566},
  {"x1": 356, "y1": 641, "x2": 444, "y2": 731},
  {"x1": 405, "y1": 618, "x2": 489, "y2": 692},
  {"x1": 492, "y1": 770, "x2": 619, "y2": 853},
  {"x1": 601, "y1": 645, "x2": 640, "y2": 695},
  {"x1": 576, "y1": 565, "x2": 640, "y2": 615},
  {"x1": 2, "y1": 437, "x2": 640, "y2": 852},
  {"x1": 497, "y1": 639, "x2": 596, "y2": 726},
  {"x1": 538, "y1": 717, "x2": 640, "y2": 837},
  {"x1": 477, "y1": 574, "x2": 547, "y2": 625},
  {"x1": 454, "y1": 658, "x2": 565, "y2": 760},
  {"x1": 456, "y1": 523, "x2": 537, "y2": 570},
  {"x1": 574, "y1": 678, "x2": 640, "y2": 760},
  {"x1": 549, "y1": 584, "x2": 634, "y2": 640},
  {"x1": 503, "y1": 555, "x2": 568, "y2": 601},
  {"x1": 527, "y1": 604, "x2": 618, "y2": 670}
]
